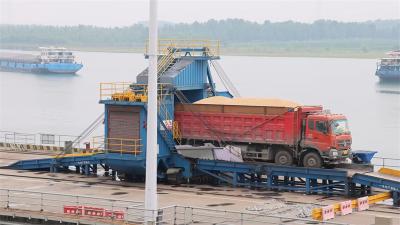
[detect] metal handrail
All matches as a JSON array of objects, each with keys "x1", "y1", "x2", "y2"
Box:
[
  {"x1": 99, "y1": 82, "x2": 171, "y2": 102},
  {"x1": 372, "y1": 156, "x2": 400, "y2": 169},
  {"x1": 157, "y1": 49, "x2": 175, "y2": 77},
  {"x1": 0, "y1": 188, "x2": 143, "y2": 205},
  {"x1": 0, "y1": 130, "x2": 83, "y2": 149},
  {"x1": 91, "y1": 136, "x2": 142, "y2": 155},
  {"x1": 0, "y1": 188, "x2": 348, "y2": 225},
  {"x1": 145, "y1": 39, "x2": 220, "y2": 57}
]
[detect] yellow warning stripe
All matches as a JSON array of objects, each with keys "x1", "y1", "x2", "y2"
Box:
[
  {"x1": 53, "y1": 152, "x2": 98, "y2": 158},
  {"x1": 379, "y1": 167, "x2": 400, "y2": 177},
  {"x1": 312, "y1": 192, "x2": 392, "y2": 220}
]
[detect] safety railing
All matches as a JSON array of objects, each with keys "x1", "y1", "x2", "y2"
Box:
[
  {"x1": 372, "y1": 156, "x2": 400, "y2": 169},
  {"x1": 157, "y1": 48, "x2": 176, "y2": 78},
  {"x1": 0, "y1": 188, "x2": 348, "y2": 225},
  {"x1": 158, "y1": 98, "x2": 181, "y2": 146},
  {"x1": 91, "y1": 136, "x2": 142, "y2": 155},
  {"x1": 145, "y1": 39, "x2": 220, "y2": 57},
  {"x1": 99, "y1": 82, "x2": 146, "y2": 102},
  {"x1": 83, "y1": 204, "x2": 348, "y2": 225},
  {"x1": 158, "y1": 99, "x2": 173, "y2": 127},
  {"x1": 0, "y1": 131, "x2": 82, "y2": 147},
  {"x1": 0, "y1": 188, "x2": 143, "y2": 223},
  {"x1": 0, "y1": 130, "x2": 87, "y2": 152},
  {"x1": 99, "y1": 82, "x2": 171, "y2": 102},
  {"x1": 172, "y1": 121, "x2": 182, "y2": 144}
]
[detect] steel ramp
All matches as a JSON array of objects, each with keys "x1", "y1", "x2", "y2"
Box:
[
  {"x1": 7, "y1": 153, "x2": 104, "y2": 170},
  {"x1": 352, "y1": 170, "x2": 400, "y2": 192},
  {"x1": 195, "y1": 159, "x2": 400, "y2": 205},
  {"x1": 351, "y1": 169, "x2": 400, "y2": 206},
  {"x1": 195, "y1": 159, "x2": 350, "y2": 194}
]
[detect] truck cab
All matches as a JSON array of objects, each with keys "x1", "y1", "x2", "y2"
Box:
[{"x1": 301, "y1": 113, "x2": 352, "y2": 167}]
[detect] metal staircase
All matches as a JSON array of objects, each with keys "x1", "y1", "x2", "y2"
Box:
[
  {"x1": 149, "y1": 49, "x2": 183, "y2": 151},
  {"x1": 143, "y1": 98, "x2": 178, "y2": 152},
  {"x1": 157, "y1": 48, "x2": 177, "y2": 79},
  {"x1": 158, "y1": 98, "x2": 178, "y2": 150}
]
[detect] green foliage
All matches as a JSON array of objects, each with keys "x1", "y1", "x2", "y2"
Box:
[{"x1": 0, "y1": 19, "x2": 399, "y2": 57}]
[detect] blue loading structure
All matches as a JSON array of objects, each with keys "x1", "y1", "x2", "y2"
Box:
[{"x1": 7, "y1": 41, "x2": 400, "y2": 206}]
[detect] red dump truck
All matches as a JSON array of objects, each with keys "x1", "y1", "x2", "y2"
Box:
[{"x1": 174, "y1": 97, "x2": 352, "y2": 167}]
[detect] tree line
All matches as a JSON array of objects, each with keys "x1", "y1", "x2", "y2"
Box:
[{"x1": 0, "y1": 19, "x2": 399, "y2": 48}]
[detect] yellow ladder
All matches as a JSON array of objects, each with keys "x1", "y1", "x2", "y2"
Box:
[{"x1": 157, "y1": 48, "x2": 176, "y2": 78}]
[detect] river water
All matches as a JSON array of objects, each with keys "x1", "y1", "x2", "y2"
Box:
[{"x1": 0, "y1": 51, "x2": 399, "y2": 158}]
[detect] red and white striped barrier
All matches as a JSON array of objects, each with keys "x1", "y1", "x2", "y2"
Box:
[
  {"x1": 357, "y1": 197, "x2": 369, "y2": 211},
  {"x1": 340, "y1": 200, "x2": 352, "y2": 215},
  {"x1": 64, "y1": 206, "x2": 124, "y2": 220},
  {"x1": 105, "y1": 210, "x2": 125, "y2": 220},
  {"x1": 322, "y1": 205, "x2": 335, "y2": 221}
]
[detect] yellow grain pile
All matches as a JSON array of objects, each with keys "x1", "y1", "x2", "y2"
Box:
[{"x1": 194, "y1": 96, "x2": 301, "y2": 108}]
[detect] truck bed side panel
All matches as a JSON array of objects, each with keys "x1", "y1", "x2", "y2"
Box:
[{"x1": 174, "y1": 108, "x2": 297, "y2": 145}]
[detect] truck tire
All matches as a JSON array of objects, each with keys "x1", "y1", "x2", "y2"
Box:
[
  {"x1": 274, "y1": 150, "x2": 294, "y2": 166},
  {"x1": 302, "y1": 152, "x2": 322, "y2": 168}
]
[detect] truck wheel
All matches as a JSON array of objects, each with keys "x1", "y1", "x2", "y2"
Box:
[
  {"x1": 302, "y1": 152, "x2": 322, "y2": 168},
  {"x1": 274, "y1": 150, "x2": 294, "y2": 166}
]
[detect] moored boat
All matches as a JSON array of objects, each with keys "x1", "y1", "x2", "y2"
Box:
[
  {"x1": 0, "y1": 47, "x2": 83, "y2": 74},
  {"x1": 376, "y1": 50, "x2": 400, "y2": 80}
]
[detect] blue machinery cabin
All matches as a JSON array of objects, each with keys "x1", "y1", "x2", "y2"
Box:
[{"x1": 99, "y1": 40, "x2": 224, "y2": 180}]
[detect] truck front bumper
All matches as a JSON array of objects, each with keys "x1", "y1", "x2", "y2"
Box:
[{"x1": 322, "y1": 149, "x2": 351, "y2": 164}]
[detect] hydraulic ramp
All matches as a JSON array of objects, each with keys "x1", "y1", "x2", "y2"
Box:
[
  {"x1": 195, "y1": 159, "x2": 400, "y2": 206},
  {"x1": 6, "y1": 153, "x2": 105, "y2": 175}
]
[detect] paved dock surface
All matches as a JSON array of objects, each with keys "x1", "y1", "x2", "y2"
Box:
[{"x1": 0, "y1": 151, "x2": 399, "y2": 225}]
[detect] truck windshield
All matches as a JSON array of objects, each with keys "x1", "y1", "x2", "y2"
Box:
[{"x1": 331, "y1": 119, "x2": 349, "y2": 135}]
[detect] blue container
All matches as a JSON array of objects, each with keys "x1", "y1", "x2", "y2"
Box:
[{"x1": 352, "y1": 150, "x2": 378, "y2": 164}]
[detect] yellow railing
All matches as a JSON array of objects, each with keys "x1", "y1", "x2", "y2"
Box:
[
  {"x1": 100, "y1": 82, "x2": 171, "y2": 102},
  {"x1": 145, "y1": 39, "x2": 220, "y2": 57},
  {"x1": 378, "y1": 167, "x2": 400, "y2": 177},
  {"x1": 157, "y1": 50, "x2": 175, "y2": 78},
  {"x1": 172, "y1": 121, "x2": 182, "y2": 144},
  {"x1": 91, "y1": 136, "x2": 142, "y2": 155}
]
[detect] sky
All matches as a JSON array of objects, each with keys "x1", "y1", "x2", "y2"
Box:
[{"x1": 0, "y1": 0, "x2": 399, "y2": 27}]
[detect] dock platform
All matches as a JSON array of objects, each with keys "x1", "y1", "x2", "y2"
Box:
[
  {"x1": 5, "y1": 150, "x2": 400, "y2": 207},
  {"x1": 0, "y1": 150, "x2": 398, "y2": 225}
]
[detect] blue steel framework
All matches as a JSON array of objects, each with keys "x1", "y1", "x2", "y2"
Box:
[
  {"x1": 8, "y1": 154, "x2": 400, "y2": 206},
  {"x1": 6, "y1": 44, "x2": 400, "y2": 206},
  {"x1": 98, "y1": 46, "x2": 220, "y2": 180},
  {"x1": 196, "y1": 160, "x2": 399, "y2": 201}
]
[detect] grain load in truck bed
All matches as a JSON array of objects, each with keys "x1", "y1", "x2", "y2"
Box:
[
  {"x1": 194, "y1": 96, "x2": 301, "y2": 108},
  {"x1": 175, "y1": 96, "x2": 302, "y2": 116}
]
